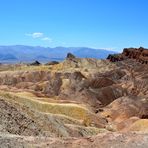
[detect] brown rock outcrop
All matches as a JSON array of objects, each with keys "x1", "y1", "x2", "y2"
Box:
[
  {"x1": 66, "y1": 53, "x2": 76, "y2": 59},
  {"x1": 28, "y1": 60, "x2": 41, "y2": 66},
  {"x1": 45, "y1": 61, "x2": 59, "y2": 65},
  {"x1": 107, "y1": 47, "x2": 148, "y2": 64},
  {"x1": 107, "y1": 54, "x2": 124, "y2": 62}
]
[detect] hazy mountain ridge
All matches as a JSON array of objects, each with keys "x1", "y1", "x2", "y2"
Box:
[{"x1": 0, "y1": 45, "x2": 117, "y2": 63}]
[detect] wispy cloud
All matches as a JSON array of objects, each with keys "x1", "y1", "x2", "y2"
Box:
[
  {"x1": 41, "y1": 37, "x2": 52, "y2": 42},
  {"x1": 95, "y1": 47, "x2": 119, "y2": 52},
  {"x1": 25, "y1": 32, "x2": 43, "y2": 38},
  {"x1": 25, "y1": 32, "x2": 52, "y2": 43}
]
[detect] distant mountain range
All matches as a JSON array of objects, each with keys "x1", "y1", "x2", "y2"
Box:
[{"x1": 0, "y1": 45, "x2": 117, "y2": 63}]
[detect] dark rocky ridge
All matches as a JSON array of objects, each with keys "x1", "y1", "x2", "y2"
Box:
[{"x1": 107, "y1": 47, "x2": 148, "y2": 64}]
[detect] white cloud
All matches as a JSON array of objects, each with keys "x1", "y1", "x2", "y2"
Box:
[
  {"x1": 41, "y1": 37, "x2": 52, "y2": 42},
  {"x1": 25, "y1": 32, "x2": 43, "y2": 38},
  {"x1": 25, "y1": 32, "x2": 53, "y2": 43}
]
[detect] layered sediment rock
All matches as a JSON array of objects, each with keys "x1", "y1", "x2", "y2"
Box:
[{"x1": 0, "y1": 51, "x2": 148, "y2": 147}]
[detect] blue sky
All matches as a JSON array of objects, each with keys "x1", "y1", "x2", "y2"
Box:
[{"x1": 0, "y1": 0, "x2": 148, "y2": 51}]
